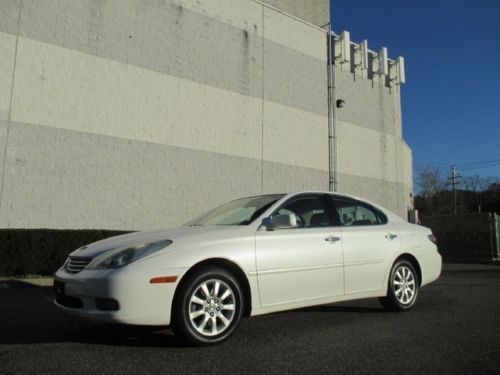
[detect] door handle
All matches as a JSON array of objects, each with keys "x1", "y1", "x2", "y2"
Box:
[
  {"x1": 324, "y1": 236, "x2": 341, "y2": 243},
  {"x1": 385, "y1": 233, "x2": 398, "y2": 240}
]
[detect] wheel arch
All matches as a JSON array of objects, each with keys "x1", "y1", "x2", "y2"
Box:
[
  {"x1": 394, "y1": 253, "x2": 422, "y2": 286},
  {"x1": 172, "y1": 258, "x2": 253, "y2": 319}
]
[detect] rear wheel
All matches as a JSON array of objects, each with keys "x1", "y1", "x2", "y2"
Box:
[
  {"x1": 379, "y1": 260, "x2": 419, "y2": 311},
  {"x1": 172, "y1": 267, "x2": 243, "y2": 346}
]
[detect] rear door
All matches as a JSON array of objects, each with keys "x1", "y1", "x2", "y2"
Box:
[{"x1": 329, "y1": 196, "x2": 401, "y2": 295}]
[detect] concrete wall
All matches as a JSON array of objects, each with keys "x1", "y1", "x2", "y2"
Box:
[
  {"x1": 0, "y1": 0, "x2": 411, "y2": 231},
  {"x1": 334, "y1": 61, "x2": 412, "y2": 216},
  {"x1": 262, "y1": 0, "x2": 329, "y2": 27},
  {"x1": 402, "y1": 141, "x2": 414, "y2": 213},
  {"x1": 0, "y1": 0, "x2": 329, "y2": 230}
]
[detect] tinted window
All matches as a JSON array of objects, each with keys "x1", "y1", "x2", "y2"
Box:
[
  {"x1": 330, "y1": 197, "x2": 387, "y2": 226},
  {"x1": 273, "y1": 195, "x2": 332, "y2": 228}
]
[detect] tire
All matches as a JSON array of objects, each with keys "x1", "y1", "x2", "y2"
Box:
[
  {"x1": 379, "y1": 260, "x2": 419, "y2": 311},
  {"x1": 172, "y1": 267, "x2": 244, "y2": 346}
]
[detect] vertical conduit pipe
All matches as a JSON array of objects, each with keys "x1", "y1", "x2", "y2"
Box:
[{"x1": 327, "y1": 30, "x2": 338, "y2": 192}]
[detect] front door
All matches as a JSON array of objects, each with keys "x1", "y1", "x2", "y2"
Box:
[{"x1": 255, "y1": 194, "x2": 344, "y2": 307}]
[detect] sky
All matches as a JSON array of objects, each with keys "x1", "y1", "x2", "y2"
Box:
[{"x1": 330, "y1": 0, "x2": 500, "y2": 181}]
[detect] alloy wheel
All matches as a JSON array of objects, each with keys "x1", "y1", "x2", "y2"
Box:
[
  {"x1": 188, "y1": 279, "x2": 236, "y2": 337},
  {"x1": 392, "y1": 265, "x2": 416, "y2": 305}
]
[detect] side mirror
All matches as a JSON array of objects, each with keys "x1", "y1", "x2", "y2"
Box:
[
  {"x1": 261, "y1": 217, "x2": 274, "y2": 231},
  {"x1": 261, "y1": 213, "x2": 297, "y2": 231}
]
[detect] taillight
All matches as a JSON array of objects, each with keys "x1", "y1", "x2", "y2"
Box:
[{"x1": 428, "y1": 234, "x2": 437, "y2": 245}]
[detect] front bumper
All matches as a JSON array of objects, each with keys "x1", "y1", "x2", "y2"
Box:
[{"x1": 54, "y1": 265, "x2": 188, "y2": 325}]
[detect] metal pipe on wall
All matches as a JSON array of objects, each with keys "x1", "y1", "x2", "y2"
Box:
[{"x1": 327, "y1": 30, "x2": 338, "y2": 192}]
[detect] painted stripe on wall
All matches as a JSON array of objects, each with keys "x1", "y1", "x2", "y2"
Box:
[
  {"x1": 0, "y1": 0, "x2": 327, "y2": 117},
  {"x1": 1, "y1": 120, "x2": 407, "y2": 229},
  {"x1": 0, "y1": 121, "x2": 329, "y2": 229},
  {"x1": 9, "y1": 35, "x2": 328, "y2": 171}
]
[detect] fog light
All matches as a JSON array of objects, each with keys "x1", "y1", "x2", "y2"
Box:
[{"x1": 95, "y1": 298, "x2": 119, "y2": 311}]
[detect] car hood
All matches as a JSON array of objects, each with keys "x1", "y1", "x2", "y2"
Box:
[{"x1": 70, "y1": 225, "x2": 251, "y2": 258}]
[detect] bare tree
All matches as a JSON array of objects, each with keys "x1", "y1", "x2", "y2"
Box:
[
  {"x1": 414, "y1": 163, "x2": 447, "y2": 215},
  {"x1": 462, "y1": 175, "x2": 500, "y2": 213},
  {"x1": 462, "y1": 175, "x2": 495, "y2": 192},
  {"x1": 462, "y1": 175, "x2": 481, "y2": 192},
  {"x1": 416, "y1": 163, "x2": 446, "y2": 197}
]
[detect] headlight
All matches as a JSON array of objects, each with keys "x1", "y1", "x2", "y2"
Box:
[{"x1": 87, "y1": 239, "x2": 172, "y2": 270}]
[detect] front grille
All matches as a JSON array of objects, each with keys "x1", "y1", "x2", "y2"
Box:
[{"x1": 66, "y1": 256, "x2": 92, "y2": 273}]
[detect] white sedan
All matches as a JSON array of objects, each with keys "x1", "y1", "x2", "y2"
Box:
[{"x1": 54, "y1": 192, "x2": 441, "y2": 345}]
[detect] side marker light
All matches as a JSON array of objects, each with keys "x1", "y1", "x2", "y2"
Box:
[{"x1": 150, "y1": 276, "x2": 178, "y2": 284}]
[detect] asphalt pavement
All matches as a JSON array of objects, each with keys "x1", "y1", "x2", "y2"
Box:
[{"x1": 1, "y1": 264, "x2": 499, "y2": 374}]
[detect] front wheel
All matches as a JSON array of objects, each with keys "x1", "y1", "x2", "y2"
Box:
[
  {"x1": 172, "y1": 267, "x2": 244, "y2": 346},
  {"x1": 379, "y1": 260, "x2": 419, "y2": 311}
]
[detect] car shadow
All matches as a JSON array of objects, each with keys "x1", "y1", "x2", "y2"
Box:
[
  {"x1": 0, "y1": 280, "x2": 388, "y2": 348},
  {"x1": 62, "y1": 323, "x2": 183, "y2": 348},
  {"x1": 298, "y1": 304, "x2": 384, "y2": 314},
  {"x1": 0, "y1": 280, "x2": 186, "y2": 348}
]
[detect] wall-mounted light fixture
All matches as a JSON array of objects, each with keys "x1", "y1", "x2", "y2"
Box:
[{"x1": 336, "y1": 99, "x2": 345, "y2": 108}]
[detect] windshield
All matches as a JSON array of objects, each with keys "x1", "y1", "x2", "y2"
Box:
[{"x1": 186, "y1": 194, "x2": 284, "y2": 226}]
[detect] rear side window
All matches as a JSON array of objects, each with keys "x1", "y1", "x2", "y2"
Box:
[{"x1": 330, "y1": 197, "x2": 388, "y2": 226}]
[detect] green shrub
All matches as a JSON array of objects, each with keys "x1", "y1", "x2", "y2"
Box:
[{"x1": 0, "y1": 229, "x2": 131, "y2": 276}]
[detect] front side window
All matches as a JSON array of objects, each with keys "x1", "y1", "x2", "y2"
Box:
[
  {"x1": 273, "y1": 195, "x2": 332, "y2": 228},
  {"x1": 186, "y1": 194, "x2": 284, "y2": 226},
  {"x1": 330, "y1": 197, "x2": 387, "y2": 226}
]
